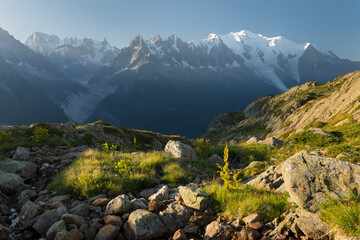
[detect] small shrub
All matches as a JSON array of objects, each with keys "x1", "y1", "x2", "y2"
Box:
[
  {"x1": 0, "y1": 131, "x2": 11, "y2": 142},
  {"x1": 327, "y1": 144, "x2": 351, "y2": 157},
  {"x1": 31, "y1": 127, "x2": 49, "y2": 143},
  {"x1": 291, "y1": 130, "x2": 340, "y2": 147},
  {"x1": 312, "y1": 121, "x2": 327, "y2": 128},
  {"x1": 82, "y1": 132, "x2": 93, "y2": 145},
  {"x1": 217, "y1": 144, "x2": 241, "y2": 190},
  {"x1": 197, "y1": 138, "x2": 212, "y2": 158}
]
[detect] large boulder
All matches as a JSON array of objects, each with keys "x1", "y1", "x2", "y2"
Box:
[
  {"x1": 282, "y1": 150, "x2": 360, "y2": 212},
  {"x1": 0, "y1": 159, "x2": 37, "y2": 179},
  {"x1": 105, "y1": 194, "x2": 131, "y2": 215},
  {"x1": 179, "y1": 186, "x2": 208, "y2": 211},
  {"x1": 13, "y1": 147, "x2": 30, "y2": 160},
  {"x1": 0, "y1": 170, "x2": 24, "y2": 195},
  {"x1": 164, "y1": 140, "x2": 196, "y2": 161},
  {"x1": 124, "y1": 209, "x2": 167, "y2": 240}
]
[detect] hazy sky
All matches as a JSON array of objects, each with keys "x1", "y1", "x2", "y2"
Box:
[{"x1": 0, "y1": 0, "x2": 359, "y2": 60}]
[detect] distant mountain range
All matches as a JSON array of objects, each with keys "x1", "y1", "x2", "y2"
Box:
[{"x1": 0, "y1": 27, "x2": 358, "y2": 137}]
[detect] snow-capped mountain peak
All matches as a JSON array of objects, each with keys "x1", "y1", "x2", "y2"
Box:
[{"x1": 25, "y1": 32, "x2": 120, "y2": 66}]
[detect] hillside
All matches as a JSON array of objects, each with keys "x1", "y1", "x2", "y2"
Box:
[{"x1": 206, "y1": 70, "x2": 360, "y2": 142}]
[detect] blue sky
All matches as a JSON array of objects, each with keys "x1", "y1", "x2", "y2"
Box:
[{"x1": 0, "y1": 0, "x2": 359, "y2": 60}]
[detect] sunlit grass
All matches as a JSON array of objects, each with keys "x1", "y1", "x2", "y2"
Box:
[
  {"x1": 204, "y1": 183, "x2": 290, "y2": 222},
  {"x1": 47, "y1": 150, "x2": 192, "y2": 197},
  {"x1": 320, "y1": 193, "x2": 360, "y2": 236}
]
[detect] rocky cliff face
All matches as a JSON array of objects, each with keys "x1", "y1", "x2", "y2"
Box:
[{"x1": 206, "y1": 70, "x2": 360, "y2": 141}]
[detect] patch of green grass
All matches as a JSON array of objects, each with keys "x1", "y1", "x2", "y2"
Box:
[
  {"x1": 191, "y1": 158, "x2": 219, "y2": 177},
  {"x1": 47, "y1": 150, "x2": 191, "y2": 197},
  {"x1": 204, "y1": 183, "x2": 290, "y2": 222},
  {"x1": 240, "y1": 161, "x2": 270, "y2": 180},
  {"x1": 161, "y1": 162, "x2": 192, "y2": 188},
  {"x1": 326, "y1": 144, "x2": 352, "y2": 157},
  {"x1": 290, "y1": 130, "x2": 341, "y2": 147},
  {"x1": 320, "y1": 194, "x2": 360, "y2": 236}
]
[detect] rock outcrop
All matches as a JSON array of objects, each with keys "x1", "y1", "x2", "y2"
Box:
[{"x1": 282, "y1": 150, "x2": 360, "y2": 212}]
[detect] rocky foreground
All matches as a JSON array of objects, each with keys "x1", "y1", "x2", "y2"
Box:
[{"x1": 0, "y1": 135, "x2": 360, "y2": 239}]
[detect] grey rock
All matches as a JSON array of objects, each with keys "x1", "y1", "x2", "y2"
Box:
[
  {"x1": 124, "y1": 209, "x2": 167, "y2": 240},
  {"x1": 33, "y1": 205, "x2": 67, "y2": 236},
  {"x1": 105, "y1": 194, "x2": 131, "y2": 215},
  {"x1": 234, "y1": 226, "x2": 261, "y2": 240},
  {"x1": 69, "y1": 203, "x2": 89, "y2": 217},
  {"x1": 179, "y1": 186, "x2": 208, "y2": 211},
  {"x1": 259, "y1": 137, "x2": 284, "y2": 147},
  {"x1": 247, "y1": 136, "x2": 260, "y2": 144},
  {"x1": 148, "y1": 185, "x2": 168, "y2": 201},
  {"x1": 204, "y1": 221, "x2": 234, "y2": 240},
  {"x1": 46, "y1": 220, "x2": 67, "y2": 240},
  {"x1": 95, "y1": 224, "x2": 120, "y2": 240},
  {"x1": 164, "y1": 140, "x2": 196, "y2": 161},
  {"x1": 104, "y1": 215, "x2": 123, "y2": 228},
  {"x1": 335, "y1": 118, "x2": 350, "y2": 126},
  {"x1": 159, "y1": 203, "x2": 193, "y2": 232},
  {"x1": 61, "y1": 213, "x2": 87, "y2": 227},
  {"x1": 246, "y1": 164, "x2": 284, "y2": 191},
  {"x1": 139, "y1": 188, "x2": 156, "y2": 199},
  {"x1": 13, "y1": 147, "x2": 30, "y2": 160},
  {"x1": 20, "y1": 201, "x2": 42, "y2": 227},
  {"x1": 0, "y1": 159, "x2": 37, "y2": 179},
  {"x1": 282, "y1": 150, "x2": 360, "y2": 212},
  {"x1": 131, "y1": 198, "x2": 148, "y2": 211},
  {"x1": 308, "y1": 127, "x2": 334, "y2": 137},
  {"x1": 48, "y1": 195, "x2": 71, "y2": 205},
  {"x1": 295, "y1": 208, "x2": 330, "y2": 239},
  {"x1": 0, "y1": 170, "x2": 24, "y2": 195}
]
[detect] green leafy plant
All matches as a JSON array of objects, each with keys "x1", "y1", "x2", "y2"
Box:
[
  {"x1": 0, "y1": 131, "x2": 11, "y2": 142},
  {"x1": 101, "y1": 142, "x2": 109, "y2": 153},
  {"x1": 110, "y1": 144, "x2": 118, "y2": 151},
  {"x1": 133, "y1": 135, "x2": 137, "y2": 150},
  {"x1": 31, "y1": 127, "x2": 49, "y2": 143},
  {"x1": 217, "y1": 144, "x2": 242, "y2": 190},
  {"x1": 197, "y1": 138, "x2": 212, "y2": 158}
]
